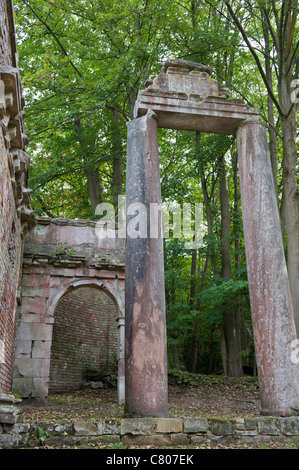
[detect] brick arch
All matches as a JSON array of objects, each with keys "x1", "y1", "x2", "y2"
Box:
[{"x1": 47, "y1": 278, "x2": 122, "y2": 318}]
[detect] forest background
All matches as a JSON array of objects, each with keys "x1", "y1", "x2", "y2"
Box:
[{"x1": 14, "y1": 0, "x2": 299, "y2": 379}]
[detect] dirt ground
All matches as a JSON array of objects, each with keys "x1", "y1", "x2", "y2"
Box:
[{"x1": 20, "y1": 375, "x2": 298, "y2": 450}]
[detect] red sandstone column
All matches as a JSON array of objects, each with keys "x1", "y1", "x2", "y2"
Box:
[
  {"x1": 237, "y1": 119, "x2": 299, "y2": 416},
  {"x1": 125, "y1": 110, "x2": 169, "y2": 417}
]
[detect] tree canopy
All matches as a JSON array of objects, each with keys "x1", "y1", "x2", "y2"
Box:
[{"x1": 14, "y1": 0, "x2": 299, "y2": 376}]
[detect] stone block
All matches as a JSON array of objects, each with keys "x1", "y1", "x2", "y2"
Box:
[
  {"x1": 208, "y1": 419, "x2": 236, "y2": 436},
  {"x1": 96, "y1": 421, "x2": 103, "y2": 435},
  {"x1": 12, "y1": 377, "x2": 33, "y2": 397},
  {"x1": 156, "y1": 418, "x2": 182, "y2": 433},
  {"x1": 21, "y1": 314, "x2": 43, "y2": 324},
  {"x1": 75, "y1": 267, "x2": 90, "y2": 277},
  {"x1": 20, "y1": 297, "x2": 46, "y2": 315},
  {"x1": 49, "y1": 276, "x2": 64, "y2": 288},
  {"x1": 0, "y1": 405, "x2": 21, "y2": 416},
  {"x1": 4, "y1": 423, "x2": 30, "y2": 434},
  {"x1": 32, "y1": 378, "x2": 48, "y2": 398},
  {"x1": 244, "y1": 418, "x2": 257, "y2": 430},
  {"x1": 22, "y1": 273, "x2": 39, "y2": 287},
  {"x1": 170, "y1": 433, "x2": 190, "y2": 445},
  {"x1": 96, "y1": 435, "x2": 121, "y2": 444},
  {"x1": 103, "y1": 420, "x2": 119, "y2": 434},
  {"x1": 0, "y1": 393, "x2": 22, "y2": 405},
  {"x1": 120, "y1": 418, "x2": 157, "y2": 435},
  {"x1": 14, "y1": 358, "x2": 50, "y2": 379},
  {"x1": 0, "y1": 414, "x2": 18, "y2": 425},
  {"x1": 257, "y1": 418, "x2": 280, "y2": 435},
  {"x1": 235, "y1": 418, "x2": 245, "y2": 430},
  {"x1": 21, "y1": 286, "x2": 46, "y2": 298},
  {"x1": 280, "y1": 417, "x2": 299, "y2": 436},
  {"x1": 31, "y1": 340, "x2": 51, "y2": 359},
  {"x1": 236, "y1": 430, "x2": 258, "y2": 437},
  {"x1": 183, "y1": 417, "x2": 208, "y2": 433},
  {"x1": 73, "y1": 420, "x2": 98, "y2": 436},
  {"x1": 98, "y1": 270, "x2": 116, "y2": 279},
  {"x1": 190, "y1": 435, "x2": 204, "y2": 445},
  {"x1": 121, "y1": 434, "x2": 172, "y2": 446},
  {"x1": 17, "y1": 322, "x2": 52, "y2": 341},
  {"x1": 15, "y1": 340, "x2": 32, "y2": 358},
  {"x1": 0, "y1": 432, "x2": 29, "y2": 448}
]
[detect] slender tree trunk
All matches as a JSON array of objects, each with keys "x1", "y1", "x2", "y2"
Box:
[
  {"x1": 232, "y1": 151, "x2": 248, "y2": 368},
  {"x1": 75, "y1": 118, "x2": 103, "y2": 215},
  {"x1": 281, "y1": 104, "x2": 299, "y2": 335},
  {"x1": 170, "y1": 344, "x2": 181, "y2": 370},
  {"x1": 219, "y1": 157, "x2": 243, "y2": 377},
  {"x1": 189, "y1": 252, "x2": 209, "y2": 373},
  {"x1": 262, "y1": 8, "x2": 279, "y2": 198},
  {"x1": 85, "y1": 166, "x2": 103, "y2": 215},
  {"x1": 110, "y1": 116, "x2": 123, "y2": 207}
]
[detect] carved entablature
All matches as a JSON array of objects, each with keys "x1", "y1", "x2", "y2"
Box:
[
  {"x1": 0, "y1": 65, "x2": 34, "y2": 233},
  {"x1": 134, "y1": 59, "x2": 260, "y2": 135}
]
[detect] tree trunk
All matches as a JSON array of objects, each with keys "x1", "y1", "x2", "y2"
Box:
[
  {"x1": 219, "y1": 157, "x2": 243, "y2": 377},
  {"x1": 85, "y1": 166, "x2": 103, "y2": 215},
  {"x1": 75, "y1": 118, "x2": 103, "y2": 216},
  {"x1": 110, "y1": 116, "x2": 123, "y2": 208},
  {"x1": 279, "y1": 70, "x2": 299, "y2": 335},
  {"x1": 281, "y1": 107, "x2": 299, "y2": 335},
  {"x1": 232, "y1": 151, "x2": 249, "y2": 368},
  {"x1": 262, "y1": 8, "x2": 279, "y2": 198},
  {"x1": 170, "y1": 343, "x2": 181, "y2": 370}
]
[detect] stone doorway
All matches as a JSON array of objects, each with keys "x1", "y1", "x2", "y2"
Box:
[
  {"x1": 49, "y1": 286, "x2": 118, "y2": 393},
  {"x1": 124, "y1": 59, "x2": 299, "y2": 417}
]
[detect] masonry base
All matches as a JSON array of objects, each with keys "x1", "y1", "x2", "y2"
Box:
[{"x1": 1, "y1": 411, "x2": 299, "y2": 448}]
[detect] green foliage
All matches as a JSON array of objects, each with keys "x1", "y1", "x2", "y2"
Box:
[{"x1": 15, "y1": 0, "x2": 287, "y2": 376}]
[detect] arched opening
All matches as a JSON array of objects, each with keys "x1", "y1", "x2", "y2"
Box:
[{"x1": 49, "y1": 285, "x2": 118, "y2": 393}]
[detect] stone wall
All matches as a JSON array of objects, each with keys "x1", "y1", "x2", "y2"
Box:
[
  {"x1": 13, "y1": 217, "x2": 125, "y2": 402},
  {"x1": 0, "y1": 392, "x2": 29, "y2": 448},
  {"x1": 0, "y1": 0, "x2": 34, "y2": 393},
  {"x1": 0, "y1": 0, "x2": 16, "y2": 66},
  {"x1": 56, "y1": 416, "x2": 299, "y2": 447},
  {"x1": 2, "y1": 415, "x2": 299, "y2": 448},
  {"x1": 49, "y1": 286, "x2": 118, "y2": 392}
]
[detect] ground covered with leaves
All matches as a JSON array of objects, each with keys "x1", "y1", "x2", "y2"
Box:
[{"x1": 20, "y1": 374, "x2": 298, "y2": 450}]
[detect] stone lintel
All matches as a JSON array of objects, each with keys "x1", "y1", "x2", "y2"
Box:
[{"x1": 134, "y1": 92, "x2": 259, "y2": 135}]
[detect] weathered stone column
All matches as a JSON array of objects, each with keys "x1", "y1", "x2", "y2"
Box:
[
  {"x1": 237, "y1": 119, "x2": 299, "y2": 416},
  {"x1": 125, "y1": 110, "x2": 169, "y2": 417},
  {"x1": 117, "y1": 316, "x2": 125, "y2": 406}
]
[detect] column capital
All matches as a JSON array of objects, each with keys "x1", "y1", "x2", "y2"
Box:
[{"x1": 236, "y1": 116, "x2": 263, "y2": 132}]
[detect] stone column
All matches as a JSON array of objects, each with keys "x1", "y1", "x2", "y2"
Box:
[
  {"x1": 125, "y1": 110, "x2": 169, "y2": 417},
  {"x1": 236, "y1": 119, "x2": 299, "y2": 416},
  {"x1": 117, "y1": 316, "x2": 125, "y2": 406}
]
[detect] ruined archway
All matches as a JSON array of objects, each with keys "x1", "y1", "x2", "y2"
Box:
[
  {"x1": 124, "y1": 59, "x2": 299, "y2": 418},
  {"x1": 49, "y1": 285, "x2": 118, "y2": 393},
  {"x1": 12, "y1": 218, "x2": 125, "y2": 405}
]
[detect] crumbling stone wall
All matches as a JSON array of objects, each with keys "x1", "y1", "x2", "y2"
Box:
[
  {"x1": 0, "y1": 0, "x2": 34, "y2": 393},
  {"x1": 49, "y1": 286, "x2": 118, "y2": 392},
  {"x1": 0, "y1": 0, "x2": 16, "y2": 66},
  {"x1": 13, "y1": 217, "x2": 125, "y2": 403}
]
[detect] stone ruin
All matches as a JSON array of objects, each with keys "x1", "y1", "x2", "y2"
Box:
[
  {"x1": 124, "y1": 58, "x2": 299, "y2": 418},
  {"x1": 13, "y1": 217, "x2": 125, "y2": 405},
  {"x1": 0, "y1": 0, "x2": 299, "y2": 449}
]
